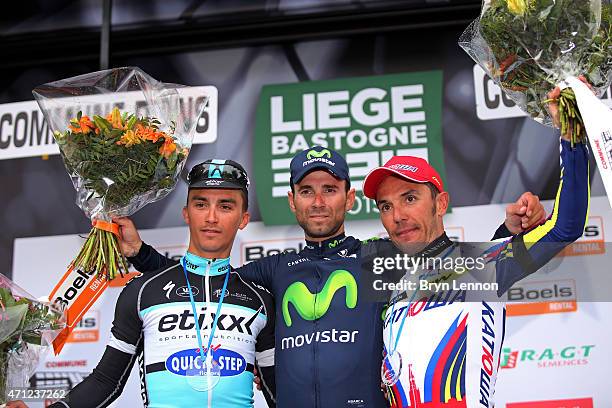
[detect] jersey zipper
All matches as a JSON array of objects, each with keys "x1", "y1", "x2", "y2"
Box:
[{"x1": 313, "y1": 258, "x2": 322, "y2": 407}]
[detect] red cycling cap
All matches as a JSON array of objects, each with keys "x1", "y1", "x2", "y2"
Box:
[{"x1": 362, "y1": 156, "x2": 444, "y2": 199}]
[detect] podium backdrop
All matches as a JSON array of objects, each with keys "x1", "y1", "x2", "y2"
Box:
[{"x1": 12, "y1": 197, "x2": 612, "y2": 407}]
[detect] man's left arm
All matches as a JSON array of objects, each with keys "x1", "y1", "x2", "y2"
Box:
[{"x1": 494, "y1": 139, "x2": 590, "y2": 295}]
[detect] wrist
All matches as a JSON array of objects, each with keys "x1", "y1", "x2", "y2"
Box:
[
  {"x1": 504, "y1": 220, "x2": 520, "y2": 235},
  {"x1": 124, "y1": 241, "x2": 143, "y2": 257}
]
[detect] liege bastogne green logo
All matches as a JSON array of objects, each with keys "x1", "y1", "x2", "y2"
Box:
[
  {"x1": 282, "y1": 270, "x2": 357, "y2": 327},
  {"x1": 306, "y1": 148, "x2": 331, "y2": 160},
  {"x1": 254, "y1": 71, "x2": 445, "y2": 225}
]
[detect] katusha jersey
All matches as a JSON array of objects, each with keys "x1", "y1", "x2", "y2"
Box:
[
  {"x1": 380, "y1": 240, "x2": 507, "y2": 408},
  {"x1": 50, "y1": 253, "x2": 276, "y2": 408},
  {"x1": 379, "y1": 140, "x2": 589, "y2": 408}
]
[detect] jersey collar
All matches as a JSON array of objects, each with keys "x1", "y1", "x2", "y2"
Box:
[
  {"x1": 181, "y1": 252, "x2": 231, "y2": 276},
  {"x1": 415, "y1": 232, "x2": 454, "y2": 258},
  {"x1": 304, "y1": 232, "x2": 350, "y2": 256}
]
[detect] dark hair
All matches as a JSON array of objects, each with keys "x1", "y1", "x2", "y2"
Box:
[
  {"x1": 425, "y1": 182, "x2": 439, "y2": 215},
  {"x1": 424, "y1": 182, "x2": 439, "y2": 200},
  {"x1": 239, "y1": 190, "x2": 249, "y2": 212}
]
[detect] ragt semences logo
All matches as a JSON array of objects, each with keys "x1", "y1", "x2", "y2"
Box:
[
  {"x1": 501, "y1": 344, "x2": 595, "y2": 369},
  {"x1": 254, "y1": 71, "x2": 445, "y2": 225},
  {"x1": 282, "y1": 269, "x2": 357, "y2": 327}
]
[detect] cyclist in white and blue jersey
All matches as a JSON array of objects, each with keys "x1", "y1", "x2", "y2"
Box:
[{"x1": 48, "y1": 160, "x2": 276, "y2": 408}]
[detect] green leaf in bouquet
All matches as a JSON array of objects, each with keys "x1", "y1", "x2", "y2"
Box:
[
  {"x1": 93, "y1": 116, "x2": 112, "y2": 134},
  {"x1": 147, "y1": 157, "x2": 158, "y2": 173},
  {"x1": 0, "y1": 286, "x2": 10, "y2": 301},
  {"x1": 21, "y1": 333, "x2": 42, "y2": 346},
  {"x1": 53, "y1": 131, "x2": 67, "y2": 145},
  {"x1": 77, "y1": 110, "x2": 82, "y2": 121},
  {"x1": 158, "y1": 175, "x2": 174, "y2": 189},
  {"x1": 126, "y1": 115, "x2": 137, "y2": 130},
  {"x1": 92, "y1": 143, "x2": 104, "y2": 154},
  {"x1": 0, "y1": 287, "x2": 18, "y2": 308},
  {"x1": 0, "y1": 303, "x2": 28, "y2": 344},
  {"x1": 110, "y1": 129, "x2": 124, "y2": 139},
  {"x1": 166, "y1": 151, "x2": 178, "y2": 171}
]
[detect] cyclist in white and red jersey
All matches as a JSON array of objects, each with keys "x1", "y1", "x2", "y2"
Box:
[{"x1": 361, "y1": 95, "x2": 590, "y2": 407}]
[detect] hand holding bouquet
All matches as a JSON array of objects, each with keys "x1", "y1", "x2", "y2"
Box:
[
  {"x1": 0, "y1": 274, "x2": 64, "y2": 404},
  {"x1": 460, "y1": 0, "x2": 612, "y2": 144}
]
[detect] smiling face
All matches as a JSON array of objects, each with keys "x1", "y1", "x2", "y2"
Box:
[
  {"x1": 182, "y1": 188, "x2": 250, "y2": 258},
  {"x1": 288, "y1": 170, "x2": 355, "y2": 241},
  {"x1": 375, "y1": 175, "x2": 449, "y2": 253}
]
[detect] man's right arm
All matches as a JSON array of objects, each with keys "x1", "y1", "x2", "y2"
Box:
[
  {"x1": 49, "y1": 280, "x2": 144, "y2": 407},
  {"x1": 235, "y1": 255, "x2": 281, "y2": 288},
  {"x1": 113, "y1": 217, "x2": 176, "y2": 273},
  {"x1": 128, "y1": 241, "x2": 176, "y2": 273},
  {"x1": 114, "y1": 217, "x2": 282, "y2": 285}
]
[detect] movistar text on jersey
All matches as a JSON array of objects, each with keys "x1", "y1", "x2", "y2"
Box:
[
  {"x1": 281, "y1": 329, "x2": 358, "y2": 350},
  {"x1": 371, "y1": 254, "x2": 486, "y2": 275}
]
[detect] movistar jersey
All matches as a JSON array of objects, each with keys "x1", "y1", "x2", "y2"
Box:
[
  {"x1": 133, "y1": 234, "x2": 387, "y2": 407},
  {"x1": 378, "y1": 140, "x2": 590, "y2": 408},
  {"x1": 50, "y1": 253, "x2": 275, "y2": 408}
]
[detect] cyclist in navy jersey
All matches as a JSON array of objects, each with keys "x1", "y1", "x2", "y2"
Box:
[{"x1": 116, "y1": 148, "x2": 546, "y2": 408}]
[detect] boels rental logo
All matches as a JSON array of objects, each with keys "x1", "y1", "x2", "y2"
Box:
[
  {"x1": 254, "y1": 71, "x2": 446, "y2": 225},
  {"x1": 240, "y1": 236, "x2": 307, "y2": 265},
  {"x1": 67, "y1": 310, "x2": 99, "y2": 343},
  {"x1": 506, "y1": 279, "x2": 577, "y2": 317},
  {"x1": 558, "y1": 216, "x2": 605, "y2": 257}
]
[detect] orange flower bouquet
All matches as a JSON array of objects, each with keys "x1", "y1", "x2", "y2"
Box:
[{"x1": 32, "y1": 67, "x2": 206, "y2": 281}]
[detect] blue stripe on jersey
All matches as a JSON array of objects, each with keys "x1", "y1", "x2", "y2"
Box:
[
  {"x1": 423, "y1": 313, "x2": 461, "y2": 402},
  {"x1": 145, "y1": 370, "x2": 255, "y2": 407}
]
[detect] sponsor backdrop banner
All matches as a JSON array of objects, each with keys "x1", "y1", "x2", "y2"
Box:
[
  {"x1": 254, "y1": 71, "x2": 445, "y2": 225},
  {"x1": 0, "y1": 86, "x2": 218, "y2": 161},
  {"x1": 12, "y1": 197, "x2": 612, "y2": 407},
  {"x1": 473, "y1": 65, "x2": 612, "y2": 121}
]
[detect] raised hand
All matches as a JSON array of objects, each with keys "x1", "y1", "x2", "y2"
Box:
[
  {"x1": 112, "y1": 217, "x2": 143, "y2": 257},
  {"x1": 504, "y1": 192, "x2": 546, "y2": 234}
]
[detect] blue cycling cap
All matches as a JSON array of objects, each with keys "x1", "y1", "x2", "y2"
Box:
[{"x1": 289, "y1": 146, "x2": 350, "y2": 185}]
